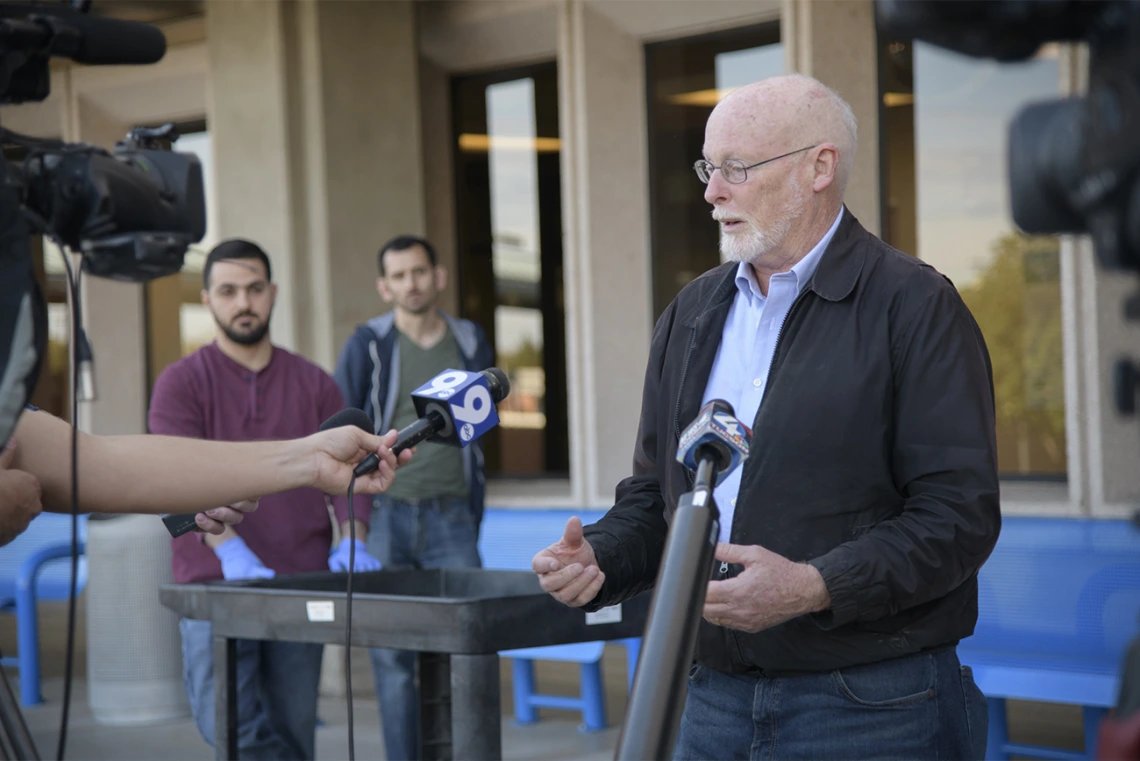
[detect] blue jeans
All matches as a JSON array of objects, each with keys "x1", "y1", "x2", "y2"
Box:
[
  {"x1": 179, "y1": 618, "x2": 324, "y2": 760},
  {"x1": 673, "y1": 647, "x2": 987, "y2": 761},
  {"x1": 366, "y1": 495, "x2": 482, "y2": 761}
]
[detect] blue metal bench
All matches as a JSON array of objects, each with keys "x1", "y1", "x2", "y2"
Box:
[
  {"x1": 479, "y1": 508, "x2": 642, "y2": 731},
  {"x1": 958, "y1": 516, "x2": 1140, "y2": 761},
  {"x1": 0, "y1": 512, "x2": 88, "y2": 706}
]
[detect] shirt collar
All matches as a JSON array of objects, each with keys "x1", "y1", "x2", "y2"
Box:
[
  {"x1": 734, "y1": 206, "x2": 846, "y2": 301},
  {"x1": 207, "y1": 340, "x2": 277, "y2": 379}
]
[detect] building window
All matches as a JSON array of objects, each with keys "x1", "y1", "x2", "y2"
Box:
[
  {"x1": 881, "y1": 41, "x2": 1066, "y2": 478},
  {"x1": 646, "y1": 24, "x2": 783, "y2": 319},
  {"x1": 452, "y1": 63, "x2": 569, "y2": 478}
]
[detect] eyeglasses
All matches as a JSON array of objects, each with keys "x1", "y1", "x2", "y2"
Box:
[{"x1": 693, "y1": 144, "x2": 818, "y2": 185}]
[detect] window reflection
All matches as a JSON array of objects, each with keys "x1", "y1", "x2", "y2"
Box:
[
  {"x1": 453, "y1": 63, "x2": 568, "y2": 478},
  {"x1": 171, "y1": 129, "x2": 216, "y2": 358},
  {"x1": 882, "y1": 41, "x2": 1066, "y2": 477},
  {"x1": 646, "y1": 25, "x2": 783, "y2": 319},
  {"x1": 486, "y1": 79, "x2": 547, "y2": 436},
  {"x1": 174, "y1": 129, "x2": 216, "y2": 277}
]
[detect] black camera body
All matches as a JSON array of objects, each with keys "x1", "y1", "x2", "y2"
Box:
[
  {"x1": 11, "y1": 125, "x2": 206, "y2": 281},
  {"x1": 877, "y1": 0, "x2": 1140, "y2": 275}
]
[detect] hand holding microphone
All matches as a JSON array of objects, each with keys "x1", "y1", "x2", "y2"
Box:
[
  {"x1": 164, "y1": 368, "x2": 511, "y2": 538},
  {"x1": 349, "y1": 367, "x2": 511, "y2": 477}
]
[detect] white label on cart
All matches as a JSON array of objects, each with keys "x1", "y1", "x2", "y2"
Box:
[
  {"x1": 586, "y1": 605, "x2": 622, "y2": 625},
  {"x1": 306, "y1": 601, "x2": 335, "y2": 622}
]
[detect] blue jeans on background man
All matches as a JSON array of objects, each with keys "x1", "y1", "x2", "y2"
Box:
[
  {"x1": 179, "y1": 618, "x2": 325, "y2": 761},
  {"x1": 673, "y1": 646, "x2": 987, "y2": 761},
  {"x1": 366, "y1": 495, "x2": 482, "y2": 761}
]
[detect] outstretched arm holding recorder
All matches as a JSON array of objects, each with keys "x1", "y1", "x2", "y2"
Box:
[{"x1": 8, "y1": 406, "x2": 411, "y2": 528}]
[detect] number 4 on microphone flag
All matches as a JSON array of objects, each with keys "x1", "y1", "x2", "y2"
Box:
[{"x1": 411, "y1": 369, "x2": 501, "y2": 446}]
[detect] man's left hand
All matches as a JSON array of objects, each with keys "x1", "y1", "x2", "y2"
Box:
[
  {"x1": 329, "y1": 538, "x2": 383, "y2": 573},
  {"x1": 703, "y1": 542, "x2": 831, "y2": 633}
]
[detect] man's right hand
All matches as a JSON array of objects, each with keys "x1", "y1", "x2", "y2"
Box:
[
  {"x1": 0, "y1": 439, "x2": 43, "y2": 547},
  {"x1": 532, "y1": 516, "x2": 604, "y2": 607},
  {"x1": 195, "y1": 499, "x2": 259, "y2": 535}
]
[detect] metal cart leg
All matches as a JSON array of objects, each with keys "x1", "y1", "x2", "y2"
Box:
[
  {"x1": 419, "y1": 652, "x2": 452, "y2": 761},
  {"x1": 214, "y1": 636, "x2": 238, "y2": 761},
  {"x1": 450, "y1": 654, "x2": 501, "y2": 761}
]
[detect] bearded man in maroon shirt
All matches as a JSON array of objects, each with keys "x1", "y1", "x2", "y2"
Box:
[{"x1": 149, "y1": 238, "x2": 380, "y2": 761}]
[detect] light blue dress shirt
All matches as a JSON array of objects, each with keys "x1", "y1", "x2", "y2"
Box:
[{"x1": 701, "y1": 207, "x2": 845, "y2": 544}]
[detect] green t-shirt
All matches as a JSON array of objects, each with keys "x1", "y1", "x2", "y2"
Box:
[{"x1": 383, "y1": 328, "x2": 469, "y2": 500}]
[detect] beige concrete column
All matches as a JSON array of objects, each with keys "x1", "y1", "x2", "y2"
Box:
[
  {"x1": 65, "y1": 87, "x2": 150, "y2": 435},
  {"x1": 1082, "y1": 257, "x2": 1140, "y2": 515},
  {"x1": 419, "y1": 55, "x2": 460, "y2": 317},
  {"x1": 205, "y1": 0, "x2": 423, "y2": 370},
  {"x1": 307, "y1": 0, "x2": 425, "y2": 367},
  {"x1": 205, "y1": 0, "x2": 301, "y2": 353},
  {"x1": 558, "y1": 1, "x2": 653, "y2": 506},
  {"x1": 782, "y1": 0, "x2": 881, "y2": 235}
]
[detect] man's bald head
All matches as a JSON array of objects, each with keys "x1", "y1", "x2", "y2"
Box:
[
  {"x1": 700, "y1": 74, "x2": 858, "y2": 274},
  {"x1": 709, "y1": 74, "x2": 858, "y2": 197}
]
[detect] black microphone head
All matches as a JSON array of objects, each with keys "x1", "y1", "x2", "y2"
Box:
[
  {"x1": 481, "y1": 367, "x2": 511, "y2": 403},
  {"x1": 706, "y1": 398, "x2": 735, "y2": 418},
  {"x1": 1, "y1": 5, "x2": 167, "y2": 65},
  {"x1": 68, "y1": 15, "x2": 166, "y2": 64},
  {"x1": 320, "y1": 407, "x2": 373, "y2": 433}
]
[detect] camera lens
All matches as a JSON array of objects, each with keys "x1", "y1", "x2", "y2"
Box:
[{"x1": 1009, "y1": 98, "x2": 1086, "y2": 235}]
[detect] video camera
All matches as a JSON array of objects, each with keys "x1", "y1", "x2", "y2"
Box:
[
  {"x1": 875, "y1": 0, "x2": 1140, "y2": 416},
  {"x1": 0, "y1": 0, "x2": 206, "y2": 449}
]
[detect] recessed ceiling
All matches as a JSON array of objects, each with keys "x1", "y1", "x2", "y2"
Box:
[{"x1": 85, "y1": 0, "x2": 203, "y2": 25}]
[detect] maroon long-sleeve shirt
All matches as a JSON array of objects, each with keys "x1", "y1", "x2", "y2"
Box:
[{"x1": 149, "y1": 341, "x2": 370, "y2": 584}]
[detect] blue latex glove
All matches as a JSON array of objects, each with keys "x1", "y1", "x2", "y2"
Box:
[
  {"x1": 329, "y1": 538, "x2": 382, "y2": 573},
  {"x1": 213, "y1": 537, "x2": 276, "y2": 581}
]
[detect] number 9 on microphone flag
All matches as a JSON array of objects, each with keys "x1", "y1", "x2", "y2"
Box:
[{"x1": 411, "y1": 369, "x2": 501, "y2": 446}]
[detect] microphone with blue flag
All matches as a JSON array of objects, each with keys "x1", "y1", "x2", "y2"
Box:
[
  {"x1": 675, "y1": 398, "x2": 751, "y2": 486},
  {"x1": 350, "y1": 367, "x2": 510, "y2": 477}
]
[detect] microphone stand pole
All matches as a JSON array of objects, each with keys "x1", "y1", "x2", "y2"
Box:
[{"x1": 613, "y1": 453, "x2": 721, "y2": 761}]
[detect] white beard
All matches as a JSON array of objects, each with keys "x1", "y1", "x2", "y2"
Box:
[{"x1": 716, "y1": 182, "x2": 809, "y2": 264}]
